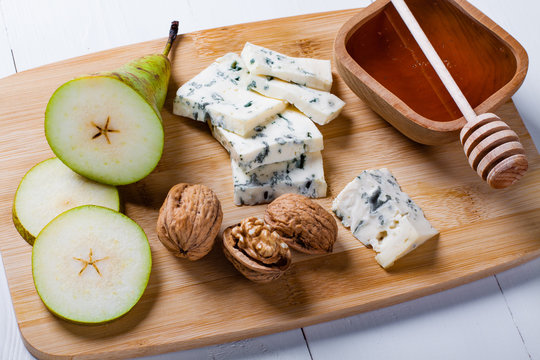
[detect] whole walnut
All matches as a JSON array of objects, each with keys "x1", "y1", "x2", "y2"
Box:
[
  {"x1": 264, "y1": 194, "x2": 337, "y2": 254},
  {"x1": 157, "y1": 183, "x2": 223, "y2": 260}
]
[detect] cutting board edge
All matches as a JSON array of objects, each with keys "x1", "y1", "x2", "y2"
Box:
[
  {"x1": 19, "y1": 246, "x2": 540, "y2": 360},
  {"x1": 1, "y1": 7, "x2": 539, "y2": 360}
]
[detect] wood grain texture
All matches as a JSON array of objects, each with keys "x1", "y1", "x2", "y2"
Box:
[
  {"x1": 0, "y1": 9, "x2": 539, "y2": 360},
  {"x1": 460, "y1": 113, "x2": 528, "y2": 188},
  {"x1": 462, "y1": 2, "x2": 540, "y2": 355},
  {"x1": 389, "y1": 0, "x2": 529, "y2": 188},
  {"x1": 334, "y1": 0, "x2": 528, "y2": 144}
]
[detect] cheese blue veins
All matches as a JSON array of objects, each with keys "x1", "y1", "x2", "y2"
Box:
[
  {"x1": 241, "y1": 42, "x2": 333, "y2": 91},
  {"x1": 246, "y1": 75, "x2": 345, "y2": 125},
  {"x1": 332, "y1": 169, "x2": 439, "y2": 269},
  {"x1": 211, "y1": 108, "x2": 323, "y2": 172},
  {"x1": 233, "y1": 152, "x2": 327, "y2": 206},
  {"x1": 173, "y1": 53, "x2": 286, "y2": 136},
  {"x1": 173, "y1": 42, "x2": 345, "y2": 206}
]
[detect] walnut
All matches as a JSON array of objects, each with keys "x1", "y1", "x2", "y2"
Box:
[
  {"x1": 156, "y1": 183, "x2": 223, "y2": 260},
  {"x1": 222, "y1": 217, "x2": 291, "y2": 283},
  {"x1": 264, "y1": 194, "x2": 337, "y2": 254}
]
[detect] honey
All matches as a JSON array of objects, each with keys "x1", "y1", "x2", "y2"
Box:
[{"x1": 346, "y1": 0, "x2": 517, "y2": 121}]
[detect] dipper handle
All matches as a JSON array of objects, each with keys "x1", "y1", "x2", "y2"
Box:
[{"x1": 391, "y1": 0, "x2": 527, "y2": 188}]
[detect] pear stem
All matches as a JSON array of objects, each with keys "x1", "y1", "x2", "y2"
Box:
[{"x1": 163, "y1": 21, "x2": 179, "y2": 57}]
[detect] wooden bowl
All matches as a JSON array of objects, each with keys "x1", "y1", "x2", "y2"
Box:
[{"x1": 334, "y1": 0, "x2": 528, "y2": 145}]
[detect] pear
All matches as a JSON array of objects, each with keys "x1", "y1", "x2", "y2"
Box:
[
  {"x1": 32, "y1": 205, "x2": 151, "y2": 324},
  {"x1": 45, "y1": 21, "x2": 179, "y2": 185},
  {"x1": 13, "y1": 157, "x2": 120, "y2": 245}
]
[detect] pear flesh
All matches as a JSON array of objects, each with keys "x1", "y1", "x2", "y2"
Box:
[
  {"x1": 32, "y1": 205, "x2": 151, "y2": 324},
  {"x1": 12, "y1": 157, "x2": 120, "y2": 245},
  {"x1": 45, "y1": 74, "x2": 165, "y2": 185},
  {"x1": 45, "y1": 22, "x2": 178, "y2": 186}
]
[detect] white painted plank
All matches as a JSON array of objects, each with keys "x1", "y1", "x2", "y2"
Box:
[
  {"x1": 1, "y1": 0, "x2": 371, "y2": 73},
  {"x1": 0, "y1": 7, "x2": 16, "y2": 78},
  {"x1": 186, "y1": 0, "x2": 371, "y2": 30},
  {"x1": 140, "y1": 330, "x2": 311, "y2": 360},
  {"x1": 0, "y1": 0, "x2": 194, "y2": 72},
  {"x1": 0, "y1": 254, "x2": 35, "y2": 359},
  {"x1": 303, "y1": 277, "x2": 530, "y2": 360},
  {"x1": 496, "y1": 259, "x2": 540, "y2": 360},
  {"x1": 466, "y1": 2, "x2": 540, "y2": 358}
]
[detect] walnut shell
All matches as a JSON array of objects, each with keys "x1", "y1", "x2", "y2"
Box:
[
  {"x1": 222, "y1": 217, "x2": 291, "y2": 283},
  {"x1": 264, "y1": 194, "x2": 337, "y2": 254},
  {"x1": 157, "y1": 183, "x2": 223, "y2": 260}
]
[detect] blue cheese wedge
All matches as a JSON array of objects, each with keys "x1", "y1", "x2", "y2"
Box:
[
  {"x1": 332, "y1": 169, "x2": 439, "y2": 269},
  {"x1": 241, "y1": 42, "x2": 333, "y2": 91},
  {"x1": 173, "y1": 53, "x2": 286, "y2": 136},
  {"x1": 247, "y1": 75, "x2": 345, "y2": 125},
  {"x1": 211, "y1": 108, "x2": 323, "y2": 172},
  {"x1": 233, "y1": 151, "x2": 327, "y2": 206}
]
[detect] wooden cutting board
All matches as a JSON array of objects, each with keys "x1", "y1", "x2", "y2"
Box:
[{"x1": 1, "y1": 8, "x2": 539, "y2": 360}]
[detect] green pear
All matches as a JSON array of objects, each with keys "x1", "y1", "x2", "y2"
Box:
[
  {"x1": 13, "y1": 157, "x2": 120, "y2": 245},
  {"x1": 45, "y1": 21, "x2": 179, "y2": 186},
  {"x1": 32, "y1": 205, "x2": 151, "y2": 324}
]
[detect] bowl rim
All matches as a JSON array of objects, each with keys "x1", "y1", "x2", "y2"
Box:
[{"x1": 334, "y1": 0, "x2": 529, "y2": 133}]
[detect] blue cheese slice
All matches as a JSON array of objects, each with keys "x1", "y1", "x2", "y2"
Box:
[
  {"x1": 241, "y1": 42, "x2": 333, "y2": 91},
  {"x1": 233, "y1": 151, "x2": 327, "y2": 206},
  {"x1": 173, "y1": 53, "x2": 286, "y2": 136},
  {"x1": 211, "y1": 108, "x2": 323, "y2": 172},
  {"x1": 332, "y1": 169, "x2": 439, "y2": 268},
  {"x1": 247, "y1": 75, "x2": 345, "y2": 125}
]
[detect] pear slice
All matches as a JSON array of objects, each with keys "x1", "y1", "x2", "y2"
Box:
[
  {"x1": 13, "y1": 157, "x2": 120, "y2": 245},
  {"x1": 45, "y1": 21, "x2": 179, "y2": 185},
  {"x1": 32, "y1": 205, "x2": 151, "y2": 324},
  {"x1": 45, "y1": 76, "x2": 165, "y2": 185}
]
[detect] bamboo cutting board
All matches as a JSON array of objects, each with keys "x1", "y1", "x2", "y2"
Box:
[{"x1": 1, "y1": 8, "x2": 540, "y2": 360}]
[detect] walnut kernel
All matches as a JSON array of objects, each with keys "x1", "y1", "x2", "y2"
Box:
[{"x1": 223, "y1": 217, "x2": 291, "y2": 282}]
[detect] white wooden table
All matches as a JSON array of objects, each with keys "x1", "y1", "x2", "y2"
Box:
[{"x1": 1, "y1": 1, "x2": 539, "y2": 359}]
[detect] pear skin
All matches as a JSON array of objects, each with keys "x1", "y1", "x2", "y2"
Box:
[
  {"x1": 45, "y1": 21, "x2": 179, "y2": 186},
  {"x1": 12, "y1": 157, "x2": 120, "y2": 245},
  {"x1": 32, "y1": 205, "x2": 151, "y2": 324},
  {"x1": 101, "y1": 53, "x2": 171, "y2": 116},
  {"x1": 84, "y1": 21, "x2": 178, "y2": 117}
]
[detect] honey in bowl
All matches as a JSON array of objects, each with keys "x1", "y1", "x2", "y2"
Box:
[{"x1": 346, "y1": 0, "x2": 517, "y2": 122}]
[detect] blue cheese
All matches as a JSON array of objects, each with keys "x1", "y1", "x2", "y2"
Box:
[
  {"x1": 332, "y1": 169, "x2": 439, "y2": 269},
  {"x1": 233, "y1": 151, "x2": 327, "y2": 206},
  {"x1": 211, "y1": 108, "x2": 323, "y2": 172},
  {"x1": 241, "y1": 42, "x2": 333, "y2": 91},
  {"x1": 247, "y1": 75, "x2": 345, "y2": 125},
  {"x1": 173, "y1": 53, "x2": 286, "y2": 136}
]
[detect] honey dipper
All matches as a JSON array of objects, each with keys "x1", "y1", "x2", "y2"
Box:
[{"x1": 391, "y1": 0, "x2": 528, "y2": 189}]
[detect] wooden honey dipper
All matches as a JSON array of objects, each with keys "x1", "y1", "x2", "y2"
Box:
[{"x1": 391, "y1": 0, "x2": 528, "y2": 189}]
